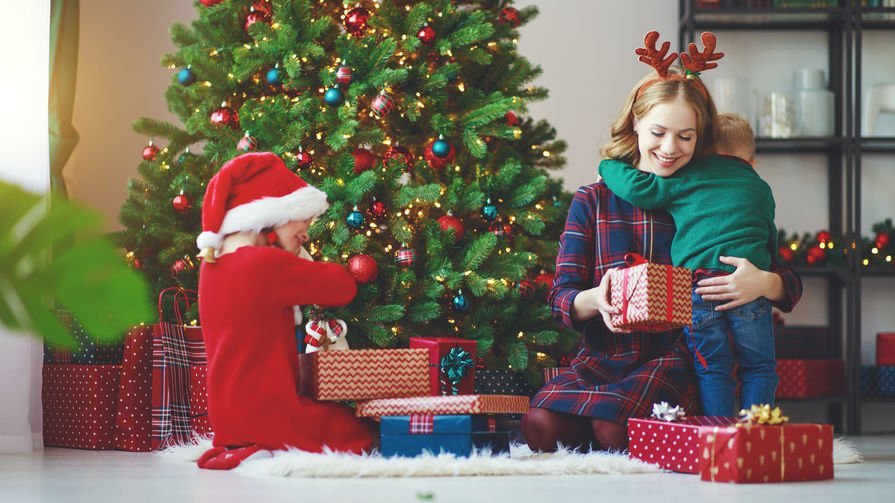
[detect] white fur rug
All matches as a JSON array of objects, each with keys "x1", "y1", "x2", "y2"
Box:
[{"x1": 161, "y1": 436, "x2": 862, "y2": 478}]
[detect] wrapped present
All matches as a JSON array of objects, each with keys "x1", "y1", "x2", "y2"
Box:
[
  {"x1": 355, "y1": 394, "x2": 530, "y2": 418},
  {"x1": 380, "y1": 414, "x2": 510, "y2": 458},
  {"x1": 542, "y1": 366, "x2": 571, "y2": 383},
  {"x1": 877, "y1": 333, "x2": 895, "y2": 366},
  {"x1": 410, "y1": 337, "x2": 476, "y2": 395},
  {"x1": 113, "y1": 325, "x2": 154, "y2": 451},
  {"x1": 628, "y1": 404, "x2": 734, "y2": 474},
  {"x1": 474, "y1": 369, "x2": 533, "y2": 396},
  {"x1": 43, "y1": 314, "x2": 123, "y2": 365},
  {"x1": 698, "y1": 407, "x2": 834, "y2": 483},
  {"x1": 775, "y1": 359, "x2": 844, "y2": 398},
  {"x1": 861, "y1": 365, "x2": 877, "y2": 397},
  {"x1": 298, "y1": 348, "x2": 429, "y2": 401},
  {"x1": 878, "y1": 366, "x2": 895, "y2": 397},
  {"x1": 774, "y1": 326, "x2": 837, "y2": 359},
  {"x1": 189, "y1": 364, "x2": 212, "y2": 435},
  {"x1": 608, "y1": 253, "x2": 691, "y2": 332},
  {"x1": 43, "y1": 364, "x2": 121, "y2": 450}
]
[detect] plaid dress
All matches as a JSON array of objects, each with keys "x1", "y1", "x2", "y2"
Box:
[{"x1": 531, "y1": 182, "x2": 802, "y2": 424}]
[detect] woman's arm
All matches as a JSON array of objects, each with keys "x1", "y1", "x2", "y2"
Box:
[
  {"x1": 548, "y1": 188, "x2": 598, "y2": 330},
  {"x1": 694, "y1": 255, "x2": 802, "y2": 311}
]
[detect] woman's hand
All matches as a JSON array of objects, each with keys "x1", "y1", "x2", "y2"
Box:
[
  {"x1": 694, "y1": 256, "x2": 776, "y2": 311},
  {"x1": 592, "y1": 268, "x2": 631, "y2": 333}
]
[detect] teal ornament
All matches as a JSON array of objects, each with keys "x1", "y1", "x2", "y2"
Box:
[
  {"x1": 266, "y1": 67, "x2": 282, "y2": 85},
  {"x1": 346, "y1": 206, "x2": 365, "y2": 229},
  {"x1": 482, "y1": 199, "x2": 498, "y2": 221},
  {"x1": 324, "y1": 87, "x2": 344, "y2": 107},
  {"x1": 451, "y1": 291, "x2": 469, "y2": 312},
  {"x1": 439, "y1": 346, "x2": 475, "y2": 395},
  {"x1": 177, "y1": 67, "x2": 196, "y2": 86},
  {"x1": 432, "y1": 138, "x2": 451, "y2": 158}
]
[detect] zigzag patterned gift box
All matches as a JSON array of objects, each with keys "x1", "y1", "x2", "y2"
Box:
[
  {"x1": 609, "y1": 254, "x2": 692, "y2": 332},
  {"x1": 355, "y1": 394, "x2": 531, "y2": 418},
  {"x1": 628, "y1": 416, "x2": 735, "y2": 474},
  {"x1": 298, "y1": 348, "x2": 430, "y2": 401}
]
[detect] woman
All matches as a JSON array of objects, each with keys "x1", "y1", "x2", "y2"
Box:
[
  {"x1": 195, "y1": 152, "x2": 374, "y2": 469},
  {"x1": 523, "y1": 41, "x2": 802, "y2": 452}
]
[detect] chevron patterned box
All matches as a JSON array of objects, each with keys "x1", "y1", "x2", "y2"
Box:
[
  {"x1": 298, "y1": 348, "x2": 429, "y2": 401},
  {"x1": 608, "y1": 259, "x2": 692, "y2": 333},
  {"x1": 354, "y1": 394, "x2": 531, "y2": 418}
]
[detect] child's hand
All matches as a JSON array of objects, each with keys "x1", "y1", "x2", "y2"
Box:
[{"x1": 695, "y1": 256, "x2": 769, "y2": 311}]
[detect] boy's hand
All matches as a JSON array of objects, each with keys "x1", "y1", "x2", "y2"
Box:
[{"x1": 695, "y1": 256, "x2": 769, "y2": 311}]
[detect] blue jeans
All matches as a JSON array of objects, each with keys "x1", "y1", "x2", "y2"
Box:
[{"x1": 684, "y1": 292, "x2": 777, "y2": 416}]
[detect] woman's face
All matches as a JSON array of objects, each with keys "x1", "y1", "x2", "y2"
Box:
[
  {"x1": 274, "y1": 219, "x2": 311, "y2": 255},
  {"x1": 634, "y1": 97, "x2": 698, "y2": 177}
]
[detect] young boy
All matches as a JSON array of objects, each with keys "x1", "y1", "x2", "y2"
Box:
[{"x1": 598, "y1": 113, "x2": 778, "y2": 417}]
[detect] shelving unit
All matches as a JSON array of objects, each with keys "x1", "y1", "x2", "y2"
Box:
[{"x1": 680, "y1": 0, "x2": 895, "y2": 434}]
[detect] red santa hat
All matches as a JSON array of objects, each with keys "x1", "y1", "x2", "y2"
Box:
[{"x1": 196, "y1": 152, "x2": 328, "y2": 259}]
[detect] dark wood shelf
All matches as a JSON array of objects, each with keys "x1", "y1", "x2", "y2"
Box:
[
  {"x1": 777, "y1": 395, "x2": 846, "y2": 403},
  {"x1": 861, "y1": 396, "x2": 895, "y2": 403},
  {"x1": 755, "y1": 137, "x2": 845, "y2": 153},
  {"x1": 860, "y1": 265, "x2": 895, "y2": 277},
  {"x1": 860, "y1": 7, "x2": 895, "y2": 29},
  {"x1": 685, "y1": 7, "x2": 848, "y2": 30}
]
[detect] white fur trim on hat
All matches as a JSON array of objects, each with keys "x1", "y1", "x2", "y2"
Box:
[
  {"x1": 217, "y1": 185, "x2": 329, "y2": 237},
  {"x1": 196, "y1": 231, "x2": 224, "y2": 252}
]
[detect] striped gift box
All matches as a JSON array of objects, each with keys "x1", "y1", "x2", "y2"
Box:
[
  {"x1": 298, "y1": 348, "x2": 430, "y2": 401},
  {"x1": 608, "y1": 257, "x2": 691, "y2": 333},
  {"x1": 355, "y1": 394, "x2": 530, "y2": 418}
]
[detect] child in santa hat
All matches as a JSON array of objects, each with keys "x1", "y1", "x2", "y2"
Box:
[{"x1": 194, "y1": 152, "x2": 374, "y2": 470}]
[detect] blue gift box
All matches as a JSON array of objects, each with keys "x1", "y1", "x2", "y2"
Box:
[
  {"x1": 43, "y1": 315, "x2": 123, "y2": 365},
  {"x1": 878, "y1": 366, "x2": 895, "y2": 397},
  {"x1": 861, "y1": 365, "x2": 877, "y2": 396},
  {"x1": 380, "y1": 415, "x2": 510, "y2": 458}
]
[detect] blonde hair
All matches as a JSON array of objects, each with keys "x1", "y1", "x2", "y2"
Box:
[
  {"x1": 714, "y1": 113, "x2": 755, "y2": 160},
  {"x1": 601, "y1": 68, "x2": 719, "y2": 166}
]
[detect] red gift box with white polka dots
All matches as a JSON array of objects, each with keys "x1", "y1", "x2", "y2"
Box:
[
  {"x1": 42, "y1": 364, "x2": 121, "y2": 450},
  {"x1": 628, "y1": 416, "x2": 735, "y2": 473}
]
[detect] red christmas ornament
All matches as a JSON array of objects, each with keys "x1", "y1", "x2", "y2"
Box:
[
  {"x1": 517, "y1": 279, "x2": 534, "y2": 297},
  {"x1": 505, "y1": 110, "x2": 519, "y2": 126},
  {"x1": 777, "y1": 246, "x2": 796, "y2": 264},
  {"x1": 498, "y1": 7, "x2": 522, "y2": 28},
  {"x1": 343, "y1": 7, "x2": 370, "y2": 36},
  {"x1": 424, "y1": 140, "x2": 456, "y2": 170},
  {"x1": 172, "y1": 194, "x2": 191, "y2": 214},
  {"x1": 417, "y1": 25, "x2": 436, "y2": 45},
  {"x1": 534, "y1": 271, "x2": 553, "y2": 289},
  {"x1": 295, "y1": 149, "x2": 313, "y2": 168},
  {"x1": 805, "y1": 245, "x2": 827, "y2": 266},
  {"x1": 142, "y1": 143, "x2": 159, "y2": 161},
  {"x1": 395, "y1": 246, "x2": 416, "y2": 268},
  {"x1": 489, "y1": 220, "x2": 513, "y2": 239},
  {"x1": 437, "y1": 214, "x2": 465, "y2": 241},
  {"x1": 816, "y1": 230, "x2": 831, "y2": 244},
  {"x1": 336, "y1": 65, "x2": 353, "y2": 87},
  {"x1": 875, "y1": 232, "x2": 890, "y2": 250},
  {"x1": 132, "y1": 258, "x2": 142, "y2": 270},
  {"x1": 353, "y1": 147, "x2": 376, "y2": 174},
  {"x1": 347, "y1": 254, "x2": 379, "y2": 284},
  {"x1": 383, "y1": 146, "x2": 413, "y2": 172},
  {"x1": 237, "y1": 134, "x2": 257, "y2": 152},
  {"x1": 250, "y1": 0, "x2": 272, "y2": 17},
  {"x1": 210, "y1": 106, "x2": 239, "y2": 129},
  {"x1": 171, "y1": 259, "x2": 187, "y2": 275},
  {"x1": 371, "y1": 92, "x2": 395, "y2": 118},
  {"x1": 200, "y1": 0, "x2": 223, "y2": 6},
  {"x1": 245, "y1": 11, "x2": 272, "y2": 33},
  {"x1": 369, "y1": 200, "x2": 387, "y2": 219}
]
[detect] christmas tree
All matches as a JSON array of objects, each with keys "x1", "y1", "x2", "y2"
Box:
[{"x1": 118, "y1": 0, "x2": 575, "y2": 382}]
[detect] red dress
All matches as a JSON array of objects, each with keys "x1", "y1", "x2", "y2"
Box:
[{"x1": 198, "y1": 246, "x2": 373, "y2": 453}]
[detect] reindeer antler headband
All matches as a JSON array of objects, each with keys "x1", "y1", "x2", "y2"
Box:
[{"x1": 635, "y1": 31, "x2": 724, "y2": 99}]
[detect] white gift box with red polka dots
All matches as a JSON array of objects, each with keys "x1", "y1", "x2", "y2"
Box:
[
  {"x1": 627, "y1": 416, "x2": 735, "y2": 473},
  {"x1": 42, "y1": 364, "x2": 121, "y2": 450}
]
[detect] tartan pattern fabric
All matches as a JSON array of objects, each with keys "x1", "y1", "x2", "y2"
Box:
[
  {"x1": 42, "y1": 364, "x2": 121, "y2": 450},
  {"x1": 355, "y1": 394, "x2": 531, "y2": 418},
  {"x1": 608, "y1": 261, "x2": 692, "y2": 332},
  {"x1": 774, "y1": 326, "x2": 837, "y2": 359},
  {"x1": 298, "y1": 348, "x2": 430, "y2": 401},
  {"x1": 409, "y1": 414, "x2": 435, "y2": 434},
  {"x1": 542, "y1": 367, "x2": 571, "y2": 383},
  {"x1": 533, "y1": 183, "x2": 801, "y2": 422},
  {"x1": 151, "y1": 324, "x2": 207, "y2": 449}
]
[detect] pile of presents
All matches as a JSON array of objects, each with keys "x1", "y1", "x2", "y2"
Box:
[{"x1": 861, "y1": 333, "x2": 895, "y2": 397}]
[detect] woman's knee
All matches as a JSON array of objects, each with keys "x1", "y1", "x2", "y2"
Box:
[
  {"x1": 591, "y1": 419, "x2": 628, "y2": 451},
  {"x1": 522, "y1": 408, "x2": 559, "y2": 452}
]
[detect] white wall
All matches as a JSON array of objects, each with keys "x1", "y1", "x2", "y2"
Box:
[{"x1": 69, "y1": 0, "x2": 895, "y2": 430}]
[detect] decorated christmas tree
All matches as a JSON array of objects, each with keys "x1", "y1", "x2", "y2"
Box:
[{"x1": 118, "y1": 0, "x2": 575, "y2": 382}]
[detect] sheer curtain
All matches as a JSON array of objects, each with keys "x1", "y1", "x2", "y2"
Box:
[{"x1": 0, "y1": 0, "x2": 51, "y2": 453}]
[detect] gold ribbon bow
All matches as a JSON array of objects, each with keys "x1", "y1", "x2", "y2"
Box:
[{"x1": 737, "y1": 404, "x2": 789, "y2": 426}]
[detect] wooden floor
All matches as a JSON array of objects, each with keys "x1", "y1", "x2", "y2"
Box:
[{"x1": 1, "y1": 436, "x2": 893, "y2": 502}]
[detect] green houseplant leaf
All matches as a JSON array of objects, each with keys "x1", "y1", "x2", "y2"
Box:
[{"x1": 0, "y1": 181, "x2": 152, "y2": 349}]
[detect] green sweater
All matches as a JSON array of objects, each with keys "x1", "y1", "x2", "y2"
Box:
[{"x1": 598, "y1": 155, "x2": 776, "y2": 273}]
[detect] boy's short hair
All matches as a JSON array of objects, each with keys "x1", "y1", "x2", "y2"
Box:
[{"x1": 714, "y1": 113, "x2": 755, "y2": 159}]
